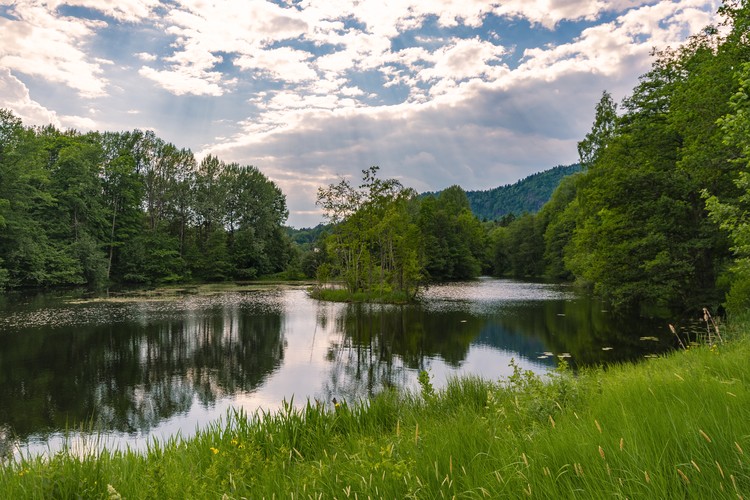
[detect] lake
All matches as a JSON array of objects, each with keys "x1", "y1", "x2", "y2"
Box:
[{"x1": 0, "y1": 278, "x2": 674, "y2": 458}]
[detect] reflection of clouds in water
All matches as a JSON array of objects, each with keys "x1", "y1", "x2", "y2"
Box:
[
  {"x1": 422, "y1": 279, "x2": 575, "y2": 316},
  {"x1": 423, "y1": 278, "x2": 574, "y2": 303}
]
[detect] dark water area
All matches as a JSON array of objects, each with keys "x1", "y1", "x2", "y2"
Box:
[{"x1": 0, "y1": 278, "x2": 676, "y2": 458}]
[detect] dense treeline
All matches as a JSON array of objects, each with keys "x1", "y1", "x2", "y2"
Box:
[
  {"x1": 0, "y1": 111, "x2": 293, "y2": 290},
  {"x1": 492, "y1": 0, "x2": 750, "y2": 313}
]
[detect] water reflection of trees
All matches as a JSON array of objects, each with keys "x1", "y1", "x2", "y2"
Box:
[
  {"x1": 319, "y1": 296, "x2": 676, "y2": 404},
  {"x1": 321, "y1": 303, "x2": 483, "y2": 402},
  {"x1": 0, "y1": 306, "x2": 284, "y2": 439},
  {"x1": 479, "y1": 297, "x2": 674, "y2": 367}
]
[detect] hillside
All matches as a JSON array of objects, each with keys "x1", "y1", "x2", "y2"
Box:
[{"x1": 465, "y1": 163, "x2": 581, "y2": 220}]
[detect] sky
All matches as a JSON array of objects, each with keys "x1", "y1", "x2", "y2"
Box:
[{"x1": 0, "y1": 0, "x2": 722, "y2": 227}]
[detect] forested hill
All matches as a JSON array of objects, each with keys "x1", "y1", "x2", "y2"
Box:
[{"x1": 464, "y1": 164, "x2": 581, "y2": 220}]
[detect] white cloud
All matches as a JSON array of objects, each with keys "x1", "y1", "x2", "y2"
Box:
[
  {"x1": 136, "y1": 52, "x2": 158, "y2": 62},
  {"x1": 58, "y1": 114, "x2": 98, "y2": 130},
  {"x1": 0, "y1": 68, "x2": 62, "y2": 127},
  {"x1": 492, "y1": 0, "x2": 654, "y2": 29},
  {"x1": 416, "y1": 37, "x2": 508, "y2": 83},
  {"x1": 133, "y1": 0, "x2": 313, "y2": 95},
  {"x1": 235, "y1": 47, "x2": 318, "y2": 83},
  {"x1": 0, "y1": 2, "x2": 109, "y2": 97},
  {"x1": 0, "y1": 68, "x2": 98, "y2": 131},
  {"x1": 138, "y1": 65, "x2": 228, "y2": 96},
  {"x1": 195, "y1": 0, "x2": 721, "y2": 226},
  {"x1": 0, "y1": 0, "x2": 723, "y2": 227}
]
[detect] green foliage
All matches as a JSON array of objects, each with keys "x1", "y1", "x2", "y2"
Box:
[
  {"x1": 577, "y1": 91, "x2": 618, "y2": 169},
  {"x1": 0, "y1": 110, "x2": 292, "y2": 292},
  {"x1": 704, "y1": 61, "x2": 750, "y2": 313},
  {"x1": 493, "y1": 213, "x2": 545, "y2": 278},
  {"x1": 419, "y1": 187, "x2": 486, "y2": 280},
  {"x1": 417, "y1": 370, "x2": 435, "y2": 401},
  {"x1": 317, "y1": 166, "x2": 423, "y2": 299},
  {"x1": 536, "y1": 4, "x2": 750, "y2": 310},
  {"x1": 308, "y1": 287, "x2": 413, "y2": 304},
  {"x1": 443, "y1": 164, "x2": 581, "y2": 221}
]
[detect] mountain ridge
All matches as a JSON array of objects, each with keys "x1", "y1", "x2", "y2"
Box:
[{"x1": 427, "y1": 163, "x2": 582, "y2": 221}]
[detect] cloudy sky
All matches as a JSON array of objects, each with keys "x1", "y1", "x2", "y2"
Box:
[{"x1": 1, "y1": 0, "x2": 721, "y2": 227}]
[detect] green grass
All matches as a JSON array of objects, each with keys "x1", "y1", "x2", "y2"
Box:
[{"x1": 2, "y1": 325, "x2": 750, "y2": 498}]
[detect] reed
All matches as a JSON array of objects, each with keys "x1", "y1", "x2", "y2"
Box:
[{"x1": 2, "y1": 320, "x2": 749, "y2": 499}]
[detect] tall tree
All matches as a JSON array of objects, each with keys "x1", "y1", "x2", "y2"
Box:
[{"x1": 577, "y1": 91, "x2": 618, "y2": 169}]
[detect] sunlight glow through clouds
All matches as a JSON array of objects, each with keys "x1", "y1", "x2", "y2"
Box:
[{"x1": 0, "y1": 0, "x2": 723, "y2": 226}]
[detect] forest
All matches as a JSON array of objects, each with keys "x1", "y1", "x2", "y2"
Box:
[
  {"x1": 0, "y1": 116, "x2": 293, "y2": 289},
  {"x1": 2, "y1": 2, "x2": 750, "y2": 317},
  {"x1": 425, "y1": 163, "x2": 582, "y2": 221}
]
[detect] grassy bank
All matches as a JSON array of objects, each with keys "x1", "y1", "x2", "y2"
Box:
[{"x1": 2, "y1": 325, "x2": 749, "y2": 498}]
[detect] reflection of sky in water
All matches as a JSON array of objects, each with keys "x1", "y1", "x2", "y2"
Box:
[
  {"x1": 1, "y1": 280, "x2": 664, "y2": 459},
  {"x1": 422, "y1": 277, "x2": 575, "y2": 315}
]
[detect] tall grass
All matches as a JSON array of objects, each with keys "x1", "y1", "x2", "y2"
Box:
[{"x1": 2, "y1": 324, "x2": 749, "y2": 498}]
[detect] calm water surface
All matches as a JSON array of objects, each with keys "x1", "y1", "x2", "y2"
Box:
[{"x1": 0, "y1": 278, "x2": 673, "y2": 458}]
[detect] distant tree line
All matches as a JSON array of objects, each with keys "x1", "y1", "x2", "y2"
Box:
[
  {"x1": 464, "y1": 164, "x2": 581, "y2": 221},
  {"x1": 0, "y1": 111, "x2": 293, "y2": 290}
]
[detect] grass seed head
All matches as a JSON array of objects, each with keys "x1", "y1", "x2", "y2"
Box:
[
  {"x1": 677, "y1": 468, "x2": 690, "y2": 484},
  {"x1": 619, "y1": 437, "x2": 624, "y2": 451},
  {"x1": 699, "y1": 429, "x2": 712, "y2": 443},
  {"x1": 599, "y1": 446, "x2": 605, "y2": 460}
]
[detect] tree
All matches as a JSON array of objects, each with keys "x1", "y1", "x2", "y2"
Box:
[
  {"x1": 317, "y1": 167, "x2": 422, "y2": 298},
  {"x1": 577, "y1": 91, "x2": 618, "y2": 169},
  {"x1": 418, "y1": 186, "x2": 485, "y2": 280},
  {"x1": 99, "y1": 131, "x2": 147, "y2": 283},
  {"x1": 561, "y1": 10, "x2": 749, "y2": 310},
  {"x1": 704, "y1": 61, "x2": 750, "y2": 313}
]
